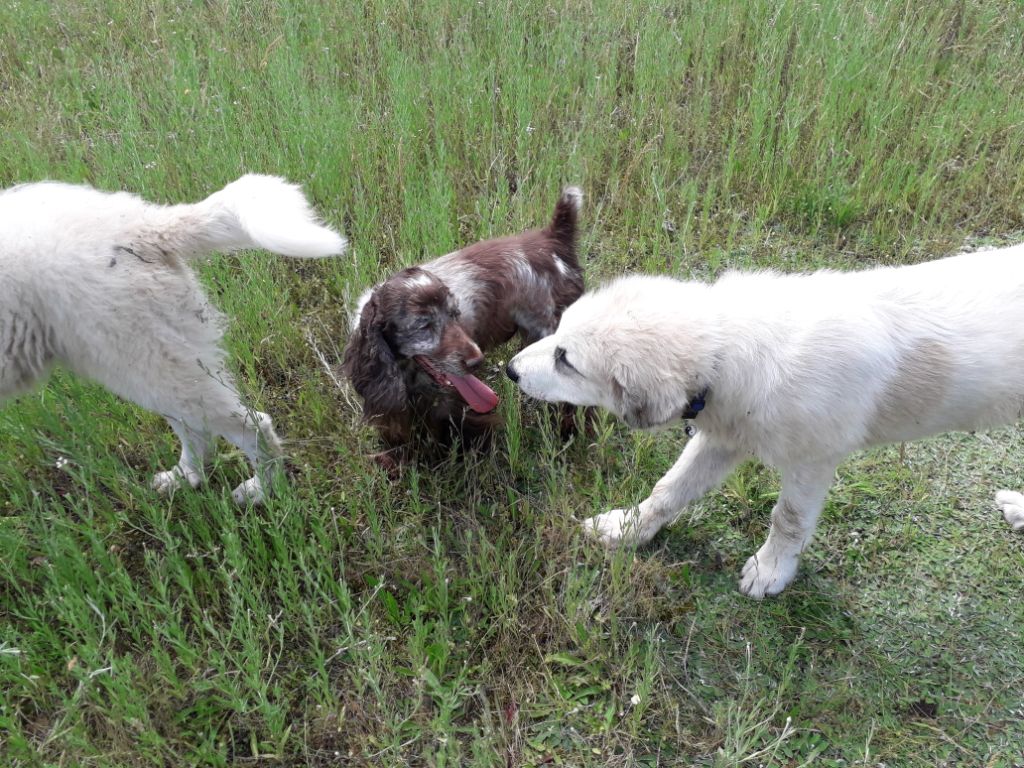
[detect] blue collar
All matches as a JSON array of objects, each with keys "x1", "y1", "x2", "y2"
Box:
[{"x1": 682, "y1": 388, "x2": 708, "y2": 420}]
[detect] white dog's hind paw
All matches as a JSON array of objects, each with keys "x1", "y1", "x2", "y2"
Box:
[
  {"x1": 995, "y1": 490, "x2": 1024, "y2": 531},
  {"x1": 738, "y1": 548, "x2": 799, "y2": 600},
  {"x1": 232, "y1": 476, "x2": 266, "y2": 506},
  {"x1": 582, "y1": 508, "x2": 651, "y2": 547},
  {"x1": 151, "y1": 465, "x2": 202, "y2": 495}
]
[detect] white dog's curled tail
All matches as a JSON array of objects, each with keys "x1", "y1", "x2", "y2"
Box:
[{"x1": 184, "y1": 174, "x2": 347, "y2": 259}]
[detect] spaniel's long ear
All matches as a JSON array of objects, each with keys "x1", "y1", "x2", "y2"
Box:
[{"x1": 342, "y1": 293, "x2": 407, "y2": 419}]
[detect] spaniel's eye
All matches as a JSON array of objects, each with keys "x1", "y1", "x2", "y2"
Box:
[{"x1": 416, "y1": 317, "x2": 434, "y2": 332}]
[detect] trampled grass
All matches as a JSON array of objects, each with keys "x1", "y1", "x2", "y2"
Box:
[{"x1": 2, "y1": 1, "x2": 1024, "y2": 765}]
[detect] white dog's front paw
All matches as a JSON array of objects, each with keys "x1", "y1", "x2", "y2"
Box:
[
  {"x1": 995, "y1": 490, "x2": 1024, "y2": 531},
  {"x1": 232, "y1": 476, "x2": 266, "y2": 506},
  {"x1": 738, "y1": 546, "x2": 799, "y2": 600},
  {"x1": 582, "y1": 508, "x2": 652, "y2": 547},
  {"x1": 151, "y1": 465, "x2": 202, "y2": 495}
]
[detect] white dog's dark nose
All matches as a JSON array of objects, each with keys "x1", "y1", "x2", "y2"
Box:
[{"x1": 505, "y1": 362, "x2": 520, "y2": 383}]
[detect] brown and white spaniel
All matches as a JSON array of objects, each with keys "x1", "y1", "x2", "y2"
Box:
[{"x1": 343, "y1": 187, "x2": 583, "y2": 467}]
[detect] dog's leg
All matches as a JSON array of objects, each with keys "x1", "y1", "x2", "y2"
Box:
[
  {"x1": 143, "y1": 384, "x2": 283, "y2": 504},
  {"x1": 583, "y1": 431, "x2": 742, "y2": 546},
  {"x1": 151, "y1": 417, "x2": 215, "y2": 494},
  {"x1": 49, "y1": 258, "x2": 289, "y2": 504},
  {"x1": 230, "y1": 409, "x2": 284, "y2": 506},
  {"x1": 196, "y1": 406, "x2": 284, "y2": 505},
  {"x1": 738, "y1": 461, "x2": 836, "y2": 600},
  {"x1": 77, "y1": 345, "x2": 283, "y2": 505},
  {"x1": 995, "y1": 490, "x2": 1024, "y2": 531}
]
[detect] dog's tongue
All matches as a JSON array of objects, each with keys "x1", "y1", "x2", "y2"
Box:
[{"x1": 449, "y1": 373, "x2": 499, "y2": 413}]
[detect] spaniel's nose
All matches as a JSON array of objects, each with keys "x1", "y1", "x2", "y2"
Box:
[
  {"x1": 505, "y1": 362, "x2": 520, "y2": 383},
  {"x1": 464, "y1": 349, "x2": 484, "y2": 370}
]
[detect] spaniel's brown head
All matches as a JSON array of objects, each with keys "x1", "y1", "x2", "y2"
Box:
[{"x1": 342, "y1": 267, "x2": 499, "y2": 418}]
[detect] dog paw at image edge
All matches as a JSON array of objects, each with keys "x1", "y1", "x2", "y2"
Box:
[
  {"x1": 151, "y1": 465, "x2": 202, "y2": 495},
  {"x1": 232, "y1": 477, "x2": 267, "y2": 506},
  {"x1": 581, "y1": 508, "x2": 651, "y2": 547},
  {"x1": 995, "y1": 489, "x2": 1024, "y2": 531},
  {"x1": 738, "y1": 546, "x2": 800, "y2": 599}
]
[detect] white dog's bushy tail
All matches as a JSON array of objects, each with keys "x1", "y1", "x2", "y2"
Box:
[{"x1": 181, "y1": 174, "x2": 347, "y2": 259}]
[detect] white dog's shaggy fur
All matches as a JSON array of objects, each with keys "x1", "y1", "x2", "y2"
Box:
[
  {"x1": 0, "y1": 175, "x2": 346, "y2": 503},
  {"x1": 507, "y1": 244, "x2": 1024, "y2": 598}
]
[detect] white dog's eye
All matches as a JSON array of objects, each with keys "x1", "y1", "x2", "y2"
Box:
[{"x1": 554, "y1": 346, "x2": 579, "y2": 374}]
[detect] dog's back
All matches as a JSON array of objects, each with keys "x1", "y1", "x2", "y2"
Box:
[
  {"x1": 0, "y1": 183, "x2": 127, "y2": 394},
  {"x1": 699, "y1": 244, "x2": 1024, "y2": 455},
  {"x1": 423, "y1": 187, "x2": 585, "y2": 347},
  {"x1": 0, "y1": 176, "x2": 345, "y2": 402}
]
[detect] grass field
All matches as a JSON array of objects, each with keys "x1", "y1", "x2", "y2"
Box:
[{"x1": 2, "y1": 1, "x2": 1024, "y2": 765}]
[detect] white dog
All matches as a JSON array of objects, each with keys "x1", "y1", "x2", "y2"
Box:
[
  {"x1": 0, "y1": 175, "x2": 346, "y2": 504},
  {"x1": 506, "y1": 244, "x2": 1024, "y2": 598}
]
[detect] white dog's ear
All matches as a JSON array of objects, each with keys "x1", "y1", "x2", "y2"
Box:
[
  {"x1": 612, "y1": 365, "x2": 652, "y2": 429},
  {"x1": 613, "y1": 360, "x2": 687, "y2": 430}
]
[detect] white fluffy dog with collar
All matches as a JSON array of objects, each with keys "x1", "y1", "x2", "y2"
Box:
[
  {"x1": 506, "y1": 244, "x2": 1024, "y2": 598},
  {"x1": 0, "y1": 175, "x2": 346, "y2": 503}
]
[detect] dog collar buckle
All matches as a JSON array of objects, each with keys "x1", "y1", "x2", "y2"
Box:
[{"x1": 682, "y1": 388, "x2": 708, "y2": 421}]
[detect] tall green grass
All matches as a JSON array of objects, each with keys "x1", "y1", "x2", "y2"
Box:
[{"x1": 2, "y1": 1, "x2": 1024, "y2": 765}]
